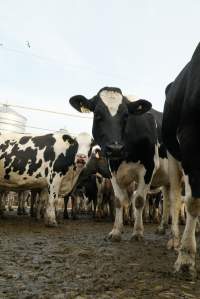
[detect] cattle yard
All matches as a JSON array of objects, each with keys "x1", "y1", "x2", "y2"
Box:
[
  {"x1": 1, "y1": 17, "x2": 200, "y2": 298},
  {"x1": 0, "y1": 211, "x2": 200, "y2": 299}
]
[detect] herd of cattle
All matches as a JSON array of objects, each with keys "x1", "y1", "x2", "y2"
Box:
[{"x1": 1, "y1": 42, "x2": 200, "y2": 278}]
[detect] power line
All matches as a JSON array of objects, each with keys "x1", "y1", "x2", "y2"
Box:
[
  {"x1": 0, "y1": 120, "x2": 53, "y2": 132},
  {"x1": 0, "y1": 102, "x2": 93, "y2": 119},
  {"x1": 0, "y1": 45, "x2": 126, "y2": 80}
]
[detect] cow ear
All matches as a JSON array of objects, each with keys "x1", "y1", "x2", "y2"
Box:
[
  {"x1": 127, "y1": 99, "x2": 152, "y2": 115},
  {"x1": 69, "y1": 95, "x2": 93, "y2": 113}
]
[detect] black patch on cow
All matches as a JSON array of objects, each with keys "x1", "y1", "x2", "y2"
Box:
[
  {"x1": 43, "y1": 146, "x2": 55, "y2": 162},
  {"x1": 19, "y1": 136, "x2": 31, "y2": 145},
  {"x1": 53, "y1": 141, "x2": 78, "y2": 175},
  {"x1": 45, "y1": 167, "x2": 49, "y2": 177},
  {"x1": 158, "y1": 143, "x2": 167, "y2": 159},
  {"x1": 109, "y1": 159, "x2": 122, "y2": 172},
  {"x1": 0, "y1": 140, "x2": 10, "y2": 152},
  {"x1": 62, "y1": 134, "x2": 76, "y2": 144},
  {"x1": 28, "y1": 158, "x2": 43, "y2": 176},
  {"x1": 36, "y1": 173, "x2": 42, "y2": 178},
  {"x1": 98, "y1": 86, "x2": 122, "y2": 95},
  {"x1": 1, "y1": 143, "x2": 43, "y2": 177},
  {"x1": 32, "y1": 134, "x2": 56, "y2": 150},
  {"x1": 4, "y1": 174, "x2": 10, "y2": 180}
]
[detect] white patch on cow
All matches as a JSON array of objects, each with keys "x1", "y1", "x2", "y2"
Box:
[
  {"x1": 76, "y1": 132, "x2": 92, "y2": 161},
  {"x1": 125, "y1": 94, "x2": 139, "y2": 102},
  {"x1": 99, "y1": 90, "x2": 123, "y2": 116},
  {"x1": 166, "y1": 152, "x2": 183, "y2": 250},
  {"x1": 116, "y1": 160, "x2": 145, "y2": 187},
  {"x1": 91, "y1": 145, "x2": 101, "y2": 154},
  {"x1": 108, "y1": 175, "x2": 126, "y2": 240}
]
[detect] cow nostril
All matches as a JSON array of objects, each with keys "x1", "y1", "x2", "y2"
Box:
[
  {"x1": 76, "y1": 154, "x2": 87, "y2": 159},
  {"x1": 105, "y1": 144, "x2": 124, "y2": 157}
]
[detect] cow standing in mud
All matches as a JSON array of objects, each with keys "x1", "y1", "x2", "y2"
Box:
[
  {"x1": 0, "y1": 132, "x2": 110, "y2": 226},
  {"x1": 162, "y1": 42, "x2": 200, "y2": 278},
  {"x1": 69, "y1": 87, "x2": 170, "y2": 242}
]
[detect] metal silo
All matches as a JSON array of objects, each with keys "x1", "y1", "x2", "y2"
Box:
[{"x1": 0, "y1": 104, "x2": 27, "y2": 133}]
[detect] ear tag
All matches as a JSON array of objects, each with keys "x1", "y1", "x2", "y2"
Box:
[
  {"x1": 80, "y1": 105, "x2": 90, "y2": 113},
  {"x1": 95, "y1": 152, "x2": 100, "y2": 159}
]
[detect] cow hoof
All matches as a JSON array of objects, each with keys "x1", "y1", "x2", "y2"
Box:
[
  {"x1": 63, "y1": 215, "x2": 69, "y2": 220},
  {"x1": 46, "y1": 221, "x2": 57, "y2": 227},
  {"x1": 130, "y1": 233, "x2": 144, "y2": 242},
  {"x1": 108, "y1": 230, "x2": 122, "y2": 242},
  {"x1": 45, "y1": 218, "x2": 58, "y2": 227},
  {"x1": 167, "y1": 238, "x2": 180, "y2": 251},
  {"x1": 174, "y1": 263, "x2": 197, "y2": 280}
]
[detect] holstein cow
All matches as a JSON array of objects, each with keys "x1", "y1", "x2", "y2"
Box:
[
  {"x1": 69, "y1": 87, "x2": 170, "y2": 241},
  {"x1": 0, "y1": 131, "x2": 110, "y2": 226},
  {"x1": 162, "y1": 42, "x2": 200, "y2": 277},
  {"x1": 63, "y1": 146, "x2": 112, "y2": 219}
]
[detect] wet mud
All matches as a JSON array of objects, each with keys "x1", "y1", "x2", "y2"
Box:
[{"x1": 0, "y1": 213, "x2": 200, "y2": 299}]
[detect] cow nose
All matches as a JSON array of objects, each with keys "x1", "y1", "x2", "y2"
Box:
[
  {"x1": 76, "y1": 154, "x2": 87, "y2": 165},
  {"x1": 105, "y1": 143, "x2": 124, "y2": 158}
]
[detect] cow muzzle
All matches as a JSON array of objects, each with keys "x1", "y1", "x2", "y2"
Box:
[
  {"x1": 105, "y1": 143, "x2": 124, "y2": 159},
  {"x1": 75, "y1": 154, "x2": 87, "y2": 167}
]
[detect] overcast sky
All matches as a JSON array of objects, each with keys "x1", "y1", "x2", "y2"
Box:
[{"x1": 0, "y1": 0, "x2": 199, "y2": 135}]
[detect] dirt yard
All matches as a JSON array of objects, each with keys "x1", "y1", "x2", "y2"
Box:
[{"x1": 0, "y1": 213, "x2": 200, "y2": 299}]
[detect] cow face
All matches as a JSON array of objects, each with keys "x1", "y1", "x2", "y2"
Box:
[
  {"x1": 75, "y1": 132, "x2": 94, "y2": 167},
  {"x1": 70, "y1": 87, "x2": 152, "y2": 159}
]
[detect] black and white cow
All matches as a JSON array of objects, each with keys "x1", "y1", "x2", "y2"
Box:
[
  {"x1": 162, "y1": 42, "x2": 200, "y2": 277},
  {"x1": 0, "y1": 131, "x2": 110, "y2": 226},
  {"x1": 69, "y1": 87, "x2": 170, "y2": 241}
]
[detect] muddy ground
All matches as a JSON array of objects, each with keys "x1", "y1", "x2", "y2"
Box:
[{"x1": 0, "y1": 213, "x2": 200, "y2": 299}]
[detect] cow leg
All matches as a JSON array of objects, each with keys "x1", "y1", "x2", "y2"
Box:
[
  {"x1": 63, "y1": 196, "x2": 69, "y2": 219},
  {"x1": 143, "y1": 196, "x2": 150, "y2": 223},
  {"x1": 180, "y1": 198, "x2": 186, "y2": 225},
  {"x1": 71, "y1": 195, "x2": 78, "y2": 220},
  {"x1": 167, "y1": 154, "x2": 182, "y2": 250},
  {"x1": 17, "y1": 192, "x2": 23, "y2": 215},
  {"x1": 0, "y1": 192, "x2": 5, "y2": 216},
  {"x1": 8, "y1": 193, "x2": 14, "y2": 211},
  {"x1": 131, "y1": 182, "x2": 149, "y2": 241},
  {"x1": 22, "y1": 192, "x2": 27, "y2": 215},
  {"x1": 174, "y1": 196, "x2": 199, "y2": 278},
  {"x1": 157, "y1": 186, "x2": 170, "y2": 234},
  {"x1": 30, "y1": 191, "x2": 37, "y2": 217},
  {"x1": 109, "y1": 194, "x2": 115, "y2": 222},
  {"x1": 45, "y1": 184, "x2": 57, "y2": 227},
  {"x1": 92, "y1": 196, "x2": 97, "y2": 218},
  {"x1": 36, "y1": 191, "x2": 46, "y2": 221},
  {"x1": 108, "y1": 177, "x2": 127, "y2": 241}
]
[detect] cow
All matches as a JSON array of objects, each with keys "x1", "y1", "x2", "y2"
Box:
[
  {"x1": 96, "y1": 177, "x2": 115, "y2": 221},
  {"x1": 0, "y1": 131, "x2": 110, "y2": 226},
  {"x1": 162, "y1": 42, "x2": 200, "y2": 278},
  {"x1": 69, "y1": 87, "x2": 170, "y2": 242},
  {"x1": 62, "y1": 147, "x2": 112, "y2": 219}
]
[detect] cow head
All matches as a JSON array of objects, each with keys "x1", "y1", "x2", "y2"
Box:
[
  {"x1": 73, "y1": 147, "x2": 111, "y2": 191},
  {"x1": 75, "y1": 132, "x2": 95, "y2": 167},
  {"x1": 70, "y1": 87, "x2": 152, "y2": 159}
]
